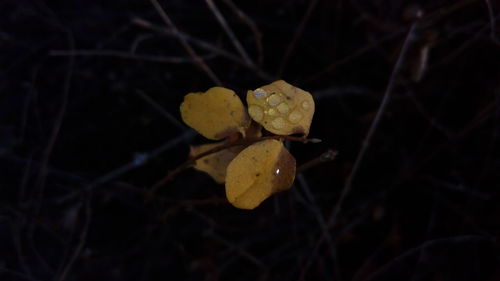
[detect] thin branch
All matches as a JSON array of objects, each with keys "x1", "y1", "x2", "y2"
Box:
[
  {"x1": 484, "y1": 0, "x2": 500, "y2": 45},
  {"x1": 148, "y1": 0, "x2": 222, "y2": 85},
  {"x1": 278, "y1": 0, "x2": 319, "y2": 77},
  {"x1": 297, "y1": 149, "x2": 338, "y2": 174},
  {"x1": 295, "y1": 174, "x2": 337, "y2": 272},
  {"x1": 204, "y1": 230, "x2": 266, "y2": 269},
  {"x1": 221, "y1": 0, "x2": 264, "y2": 65},
  {"x1": 298, "y1": 21, "x2": 419, "y2": 281},
  {"x1": 146, "y1": 135, "x2": 321, "y2": 201},
  {"x1": 30, "y1": 29, "x2": 75, "y2": 259},
  {"x1": 56, "y1": 193, "x2": 92, "y2": 281},
  {"x1": 303, "y1": 30, "x2": 403, "y2": 84},
  {"x1": 327, "y1": 20, "x2": 417, "y2": 235},
  {"x1": 132, "y1": 17, "x2": 275, "y2": 81},
  {"x1": 10, "y1": 222, "x2": 32, "y2": 277},
  {"x1": 160, "y1": 197, "x2": 228, "y2": 220},
  {"x1": 130, "y1": 33, "x2": 155, "y2": 53},
  {"x1": 205, "y1": 0, "x2": 254, "y2": 66},
  {"x1": 366, "y1": 235, "x2": 496, "y2": 280},
  {"x1": 0, "y1": 266, "x2": 42, "y2": 281},
  {"x1": 57, "y1": 130, "x2": 196, "y2": 204},
  {"x1": 135, "y1": 89, "x2": 188, "y2": 131},
  {"x1": 50, "y1": 49, "x2": 216, "y2": 64}
]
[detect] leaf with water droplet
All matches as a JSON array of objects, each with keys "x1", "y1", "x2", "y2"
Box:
[
  {"x1": 181, "y1": 87, "x2": 250, "y2": 140},
  {"x1": 246, "y1": 80, "x2": 315, "y2": 136},
  {"x1": 225, "y1": 139, "x2": 296, "y2": 209}
]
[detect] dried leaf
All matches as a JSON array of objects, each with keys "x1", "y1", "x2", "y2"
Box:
[
  {"x1": 246, "y1": 80, "x2": 315, "y2": 136},
  {"x1": 181, "y1": 87, "x2": 250, "y2": 140},
  {"x1": 225, "y1": 139, "x2": 296, "y2": 209},
  {"x1": 190, "y1": 142, "x2": 242, "y2": 183}
]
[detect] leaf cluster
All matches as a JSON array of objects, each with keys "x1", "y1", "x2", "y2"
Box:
[{"x1": 180, "y1": 80, "x2": 315, "y2": 209}]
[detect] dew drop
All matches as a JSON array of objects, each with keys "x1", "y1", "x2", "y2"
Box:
[
  {"x1": 253, "y1": 88, "x2": 268, "y2": 99},
  {"x1": 271, "y1": 117, "x2": 286, "y2": 129},
  {"x1": 248, "y1": 105, "x2": 264, "y2": 121},
  {"x1": 302, "y1": 101, "x2": 310, "y2": 110},
  {"x1": 277, "y1": 103, "x2": 289, "y2": 114},
  {"x1": 267, "y1": 108, "x2": 277, "y2": 116},
  {"x1": 288, "y1": 110, "x2": 302, "y2": 123},
  {"x1": 267, "y1": 94, "x2": 282, "y2": 107}
]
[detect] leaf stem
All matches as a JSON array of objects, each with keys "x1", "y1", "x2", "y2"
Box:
[{"x1": 145, "y1": 135, "x2": 321, "y2": 201}]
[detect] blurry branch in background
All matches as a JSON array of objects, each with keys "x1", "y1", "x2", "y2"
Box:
[
  {"x1": 484, "y1": 0, "x2": 500, "y2": 45},
  {"x1": 148, "y1": 0, "x2": 222, "y2": 85},
  {"x1": 303, "y1": 31, "x2": 403, "y2": 84},
  {"x1": 366, "y1": 235, "x2": 497, "y2": 280},
  {"x1": 296, "y1": 149, "x2": 338, "y2": 174},
  {"x1": 50, "y1": 49, "x2": 217, "y2": 64},
  {"x1": 221, "y1": 0, "x2": 264, "y2": 66},
  {"x1": 327, "y1": 20, "x2": 418, "y2": 238},
  {"x1": 0, "y1": 266, "x2": 42, "y2": 281},
  {"x1": 135, "y1": 90, "x2": 188, "y2": 132},
  {"x1": 299, "y1": 19, "x2": 420, "y2": 280},
  {"x1": 55, "y1": 193, "x2": 92, "y2": 281},
  {"x1": 205, "y1": 0, "x2": 254, "y2": 67},
  {"x1": 278, "y1": 0, "x2": 319, "y2": 77},
  {"x1": 132, "y1": 18, "x2": 275, "y2": 81},
  {"x1": 57, "y1": 129, "x2": 196, "y2": 204}
]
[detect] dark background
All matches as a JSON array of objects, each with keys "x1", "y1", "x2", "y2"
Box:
[{"x1": 1, "y1": 0, "x2": 499, "y2": 280}]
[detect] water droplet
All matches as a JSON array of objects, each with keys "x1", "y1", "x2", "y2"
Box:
[
  {"x1": 248, "y1": 105, "x2": 264, "y2": 121},
  {"x1": 253, "y1": 88, "x2": 267, "y2": 99},
  {"x1": 277, "y1": 103, "x2": 289, "y2": 114},
  {"x1": 267, "y1": 94, "x2": 282, "y2": 107},
  {"x1": 275, "y1": 168, "x2": 280, "y2": 175},
  {"x1": 288, "y1": 110, "x2": 302, "y2": 123},
  {"x1": 302, "y1": 101, "x2": 310, "y2": 110},
  {"x1": 267, "y1": 108, "x2": 277, "y2": 116},
  {"x1": 271, "y1": 117, "x2": 285, "y2": 129}
]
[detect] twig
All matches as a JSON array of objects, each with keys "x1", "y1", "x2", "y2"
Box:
[
  {"x1": 56, "y1": 193, "x2": 92, "y2": 281},
  {"x1": 148, "y1": 0, "x2": 222, "y2": 85},
  {"x1": 146, "y1": 135, "x2": 321, "y2": 201},
  {"x1": 295, "y1": 174, "x2": 337, "y2": 271},
  {"x1": 160, "y1": 197, "x2": 227, "y2": 220},
  {"x1": 57, "y1": 130, "x2": 196, "y2": 203},
  {"x1": 50, "y1": 49, "x2": 216, "y2": 64},
  {"x1": 366, "y1": 235, "x2": 496, "y2": 280},
  {"x1": 484, "y1": 0, "x2": 500, "y2": 45},
  {"x1": 298, "y1": 21, "x2": 419, "y2": 281},
  {"x1": 0, "y1": 266, "x2": 42, "y2": 281},
  {"x1": 130, "y1": 33, "x2": 155, "y2": 53},
  {"x1": 135, "y1": 89, "x2": 187, "y2": 131},
  {"x1": 132, "y1": 17, "x2": 275, "y2": 81},
  {"x1": 205, "y1": 0, "x2": 254, "y2": 66},
  {"x1": 10, "y1": 222, "x2": 32, "y2": 277},
  {"x1": 278, "y1": 0, "x2": 319, "y2": 77},
  {"x1": 204, "y1": 230, "x2": 266, "y2": 269},
  {"x1": 32, "y1": 31, "x2": 74, "y2": 205},
  {"x1": 303, "y1": 30, "x2": 403, "y2": 84},
  {"x1": 327, "y1": 20, "x2": 417, "y2": 238},
  {"x1": 297, "y1": 149, "x2": 338, "y2": 174},
  {"x1": 428, "y1": 23, "x2": 489, "y2": 69},
  {"x1": 221, "y1": 0, "x2": 264, "y2": 65}
]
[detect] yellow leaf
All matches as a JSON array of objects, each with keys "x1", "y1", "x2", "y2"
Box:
[
  {"x1": 225, "y1": 139, "x2": 296, "y2": 209},
  {"x1": 190, "y1": 142, "x2": 241, "y2": 183},
  {"x1": 246, "y1": 80, "x2": 315, "y2": 136},
  {"x1": 181, "y1": 87, "x2": 250, "y2": 140}
]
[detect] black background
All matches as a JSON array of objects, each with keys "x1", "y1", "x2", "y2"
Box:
[{"x1": 1, "y1": 0, "x2": 499, "y2": 281}]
